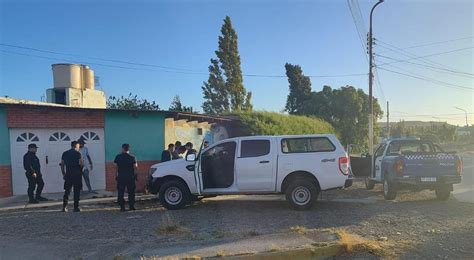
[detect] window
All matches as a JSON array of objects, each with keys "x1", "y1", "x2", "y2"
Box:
[
  {"x1": 16, "y1": 132, "x2": 39, "y2": 142},
  {"x1": 434, "y1": 144, "x2": 445, "y2": 153},
  {"x1": 49, "y1": 132, "x2": 70, "y2": 142},
  {"x1": 388, "y1": 141, "x2": 434, "y2": 154},
  {"x1": 80, "y1": 131, "x2": 100, "y2": 141},
  {"x1": 241, "y1": 140, "x2": 270, "y2": 158},
  {"x1": 375, "y1": 144, "x2": 387, "y2": 158},
  {"x1": 201, "y1": 141, "x2": 236, "y2": 189},
  {"x1": 281, "y1": 137, "x2": 335, "y2": 153}
]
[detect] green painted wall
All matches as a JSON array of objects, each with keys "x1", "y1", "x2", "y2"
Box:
[
  {"x1": 105, "y1": 111, "x2": 165, "y2": 161},
  {"x1": 0, "y1": 107, "x2": 11, "y2": 165}
]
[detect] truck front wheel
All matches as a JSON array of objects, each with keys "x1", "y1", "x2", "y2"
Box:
[
  {"x1": 159, "y1": 180, "x2": 190, "y2": 210},
  {"x1": 383, "y1": 177, "x2": 397, "y2": 200},
  {"x1": 285, "y1": 179, "x2": 319, "y2": 211},
  {"x1": 435, "y1": 185, "x2": 451, "y2": 201}
]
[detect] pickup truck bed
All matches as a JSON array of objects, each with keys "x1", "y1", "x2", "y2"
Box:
[{"x1": 350, "y1": 139, "x2": 463, "y2": 200}]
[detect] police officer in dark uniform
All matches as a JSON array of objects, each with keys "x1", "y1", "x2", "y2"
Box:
[
  {"x1": 114, "y1": 144, "x2": 138, "y2": 211},
  {"x1": 60, "y1": 141, "x2": 84, "y2": 212},
  {"x1": 23, "y1": 143, "x2": 48, "y2": 203}
]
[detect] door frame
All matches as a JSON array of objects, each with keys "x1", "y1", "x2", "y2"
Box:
[{"x1": 195, "y1": 140, "x2": 238, "y2": 194}]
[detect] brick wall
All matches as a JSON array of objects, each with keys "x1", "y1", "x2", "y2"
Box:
[
  {"x1": 6, "y1": 106, "x2": 104, "y2": 128},
  {"x1": 105, "y1": 160, "x2": 159, "y2": 192},
  {"x1": 0, "y1": 165, "x2": 12, "y2": 197}
]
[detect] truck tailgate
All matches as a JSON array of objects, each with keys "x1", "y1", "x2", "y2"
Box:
[{"x1": 402, "y1": 153, "x2": 458, "y2": 176}]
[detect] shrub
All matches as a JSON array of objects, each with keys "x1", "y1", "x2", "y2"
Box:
[{"x1": 230, "y1": 111, "x2": 337, "y2": 136}]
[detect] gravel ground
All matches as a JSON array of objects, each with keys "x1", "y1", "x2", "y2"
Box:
[{"x1": 0, "y1": 180, "x2": 473, "y2": 259}]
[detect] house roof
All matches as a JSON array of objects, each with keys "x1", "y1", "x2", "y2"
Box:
[{"x1": 0, "y1": 98, "x2": 234, "y2": 123}]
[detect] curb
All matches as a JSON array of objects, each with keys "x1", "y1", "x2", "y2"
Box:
[
  {"x1": 0, "y1": 195, "x2": 156, "y2": 212},
  {"x1": 222, "y1": 244, "x2": 343, "y2": 260}
]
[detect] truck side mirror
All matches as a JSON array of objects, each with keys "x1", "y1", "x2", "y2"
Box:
[{"x1": 186, "y1": 153, "x2": 196, "y2": 161}]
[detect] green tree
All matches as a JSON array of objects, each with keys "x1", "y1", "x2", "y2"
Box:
[
  {"x1": 202, "y1": 16, "x2": 252, "y2": 113},
  {"x1": 107, "y1": 93, "x2": 160, "y2": 111},
  {"x1": 284, "y1": 63, "x2": 312, "y2": 114},
  {"x1": 202, "y1": 59, "x2": 229, "y2": 114},
  {"x1": 301, "y1": 86, "x2": 383, "y2": 148},
  {"x1": 243, "y1": 91, "x2": 253, "y2": 111},
  {"x1": 169, "y1": 95, "x2": 194, "y2": 112}
]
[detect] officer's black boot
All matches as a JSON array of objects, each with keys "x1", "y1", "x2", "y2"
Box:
[
  {"x1": 62, "y1": 196, "x2": 68, "y2": 212},
  {"x1": 73, "y1": 201, "x2": 80, "y2": 212},
  {"x1": 28, "y1": 197, "x2": 39, "y2": 204}
]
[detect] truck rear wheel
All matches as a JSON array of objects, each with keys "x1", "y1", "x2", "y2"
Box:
[
  {"x1": 365, "y1": 178, "x2": 376, "y2": 190},
  {"x1": 435, "y1": 185, "x2": 451, "y2": 201},
  {"x1": 383, "y1": 177, "x2": 397, "y2": 200},
  {"x1": 159, "y1": 180, "x2": 190, "y2": 210},
  {"x1": 285, "y1": 179, "x2": 319, "y2": 211}
]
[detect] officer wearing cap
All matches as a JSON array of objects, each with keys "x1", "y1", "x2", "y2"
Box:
[
  {"x1": 60, "y1": 141, "x2": 84, "y2": 212},
  {"x1": 23, "y1": 143, "x2": 48, "y2": 203}
]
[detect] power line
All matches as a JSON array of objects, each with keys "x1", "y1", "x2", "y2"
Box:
[
  {"x1": 1, "y1": 49, "x2": 367, "y2": 78},
  {"x1": 391, "y1": 36, "x2": 474, "y2": 50},
  {"x1": 346, "y1": 0, "x2": 386, "y2": 104},
  {"x1": 0, "y1": 43, "x2": 201, "y2": 73},
  {"x1": 377, "y1": 46, "x2": 474, "y2": 67},
  {"x1": 376, "y1": 40, "x2": 458, "y2": 72},
  {"x1": 376, "y1": 54, "x2": 474, "y2": 78},
  {"x1": 376, "y1": 66, "x2": 473, "y2": 91},
  {"x1": 347, "y1": 0, "x2": 369, "y2": 63}
]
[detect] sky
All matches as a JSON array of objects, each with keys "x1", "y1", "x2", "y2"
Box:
[{"x1": 0, "y1": 0, "x2": 472, "y2": 126}]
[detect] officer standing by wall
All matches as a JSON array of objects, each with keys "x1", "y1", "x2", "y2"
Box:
[
  {"x1": 60, "y1": 141, "x2": 84, "y2": 212},
  {"x1": 114, "y1": 143, "x2": 138, "y2": 211},
  {"x1": 23, "y1": 143, "x2": 48, "y2": 203}
]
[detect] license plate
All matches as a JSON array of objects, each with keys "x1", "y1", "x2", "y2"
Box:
[{"x1": 421, "y1": 177, "x2": 437, "y2": 182}]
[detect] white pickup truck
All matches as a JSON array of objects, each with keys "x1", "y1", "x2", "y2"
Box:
[{"x1": 147, "y1": 134, "x2": 351, "y2": 210}]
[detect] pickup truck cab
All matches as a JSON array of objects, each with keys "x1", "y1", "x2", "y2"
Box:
[
  {"x1": 363, "y1": 138, "x2": 462, "y2": 200},
  {"x1": 147, "y1": 134, "x2": 351, "y2": 210}
]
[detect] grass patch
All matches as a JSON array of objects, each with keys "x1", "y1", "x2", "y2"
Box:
[
  {"x1": 113, "y1": 255, "x2": 126, "y2": 260},
  {"x1": 290, "y1": 225, "x2": 308, "y2": 234},
  {"x1": 230, "y1": 111, "x2": 336, "y2": 136},
  {"x1": 155, "y1": 218, "x2": 190, "y2": 236},
  {"x1": 215, "y1": 250, "x2": 226, "y2": 257},
  {"x1": 335, "y1": 229, "x2": 414, "y2": 257},
  {"x1": 268, "y1": 244, "x2": 281, "y2": 252}
]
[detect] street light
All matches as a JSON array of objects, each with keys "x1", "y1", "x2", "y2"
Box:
[
  {"x1": 368, "y1": 0, "x2": 384, "y2": 179},
  {"x1": 454, "y1": 106, "x2": 469, "y2": 126}
]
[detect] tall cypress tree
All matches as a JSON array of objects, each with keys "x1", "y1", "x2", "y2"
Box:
[
  {"x1": 202, "y1": 16, "x2": 252, "y2": 114},
  {"x1": 202, "y1": 59, "x2": 229, "y2": 115},
  {"x1": 284, "y1": 63, "x2": 312, "y2": 114}
]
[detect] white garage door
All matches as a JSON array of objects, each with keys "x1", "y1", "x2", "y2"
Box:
[{"x1": 10, "y1": 128, "x2": 105, "y2": 195}]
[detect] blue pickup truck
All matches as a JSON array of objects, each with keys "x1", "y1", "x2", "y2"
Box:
[{"x1": 352, "y1": 138, "x2": 463, "y2": 200}]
